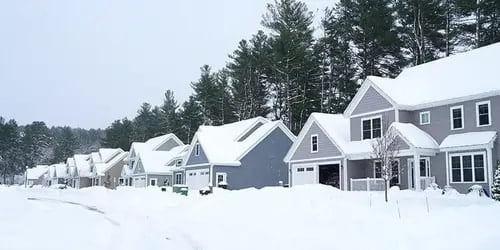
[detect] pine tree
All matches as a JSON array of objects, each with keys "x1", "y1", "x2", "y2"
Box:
[
  {"x1": 21, "y1": 121, "x2": 51, "y2": 168},
  {"x1": 492, "y1": 168, "x2": 500, "y2": 201},
  {"x1": 214, "y1": 70, "x2": 237, "y2": 125},
  {"x1": 191, "y1": 65, "x2": 219, "y2": 125},
  {"x1": 160, "y1": 89, "x2": 181, "y2": 134},
  {"x1": 102, "y1": 118, "x2": 133, "y2": 151},
  {"x1": 0, "y1": 119, "x2": 23, "y2": 183},
  {"x1": 178, "y1": 96, "x2": 204, "y2": 143},
  {"x1": 52, "y1": 126, "x2": 77, "y2": 163},
  {"x1": 132, "y1": 103, "x2": 157, "y2": 141}
]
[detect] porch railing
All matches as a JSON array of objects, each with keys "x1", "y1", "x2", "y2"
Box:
[
  {"x1": 419, "y1": 176, "x2": 436, "y2": 189},
  {"x1": 350, "y1": 178, "x2": 385, "y2": 191}
]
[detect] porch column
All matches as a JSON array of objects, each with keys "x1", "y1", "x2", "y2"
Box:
[
  {"x1": 413, "y1": 153, "x2": 421, "y2": 191},
  {"x1": 343, "y1": 158, "x2": 348, "y2": 191},
  {"x1": 487, "y1": 147, "x2": 494, "y2": 195}
]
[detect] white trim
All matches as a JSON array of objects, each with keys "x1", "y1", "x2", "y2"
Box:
[
  {"x1": 343, "y1": 158, "x2": 348, "y2": 191},
  {"x1": 349, "y1": 107, "x2": 395, "y2": 118},
  {"x1": 401, "y1": 90, "x2": 500, "y2": 111},
  {"x1": 450, "y1": 105, "x2": 464, "y2": 130},
  {"x1": 291, "y1": 160, "x2": 342, "y2": 187},
  {"x1": 408, "y1": 157, "x2": 431, "y2": 189},
  {"x1": 445, "y1": 151, "x2": 450, "y2": 186},
  {"x1": 310, "y1": 134, "x2": 319, "y2": 153},
  {"x1": 475, "y1": 100, "x2": 492, "y2": 127},
  {"x1": 183, "y1": 163, "x2": 211, "y2": 168},
  {"x1": 289, "y1": 156, "x2": 345, "y2": 164},
  {"x1": 487, "y1": 147, "x2": 494, "y2": 194},
  {"x1": 361, "y1": 115, "x2": 383, "y2": 140},
  {"x1": 151, "y1": 134, "x2": 185, "y2": 151},
  {"x1": 215, "y1": 172, "x2": 227, "y2": 187},
  {"x1": 195, "y1": 142, "x2": 200, "y2": 156},
  {"x1": 149, "y1": 178, "x2": 158, "y2": 186},
  {"x1": 440, "y1": 143, "x2": 493, "y2": 152},
  {"x1": 419, "y1": 111, "x2": 431, "y2": 125},
  {"x1": 395, "y1": 108, "x2": 399, "y2": 122},
  {"x1": 449, "y1": 152, "x2": 487, "y2": 184}
]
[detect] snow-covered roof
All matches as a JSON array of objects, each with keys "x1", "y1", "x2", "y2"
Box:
[
  {"x1": 90, "y1": 152, "x2": 101, "y2": 163},
  {"x1": 139, "y1": 145, "x2": 189, "y2": 174},
  {"x1": 74, "y1": 154, "x2": 92, "y2": 177},
  {"x1": 99, "y1": 148, "x2": 122, "y2": 163},
  {"x1": 48, "y1": 164, "x2": 67, "y2": 179},
  {"x1": 144, "y1": 134, "x2": 183, "y2": 151},
  {"x1": 66, "y1": 157, "x2": 75, "y2": 167},
  {"x1": 440, "y1": 131, "x2": 497, "y2": 151},
  {"x1": 95, "y1": 152, "x2": 128, "y2": 176},
  {"x1": 390, "y1": 123, "x2": 439, "y2": 150},
  {"x1": 192, "y1": 117, "x2": 296, "y2": 166},
  {"x1": 122, "y1": 164, "x2": 134, "y2": 176},
  {"x1": 27, "y1": 165, "x2": 48, "y2": 180},
  {"x1": 368, "y1": 43, "x2": 500, "y2": 108}
]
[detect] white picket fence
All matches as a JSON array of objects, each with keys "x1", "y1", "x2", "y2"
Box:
[
  {"x1": 420, "y1": 176, "x2": 436, "y2": 189},
  {"x1": 350, "y1": 178, "x2": 386, "y2": 191}
]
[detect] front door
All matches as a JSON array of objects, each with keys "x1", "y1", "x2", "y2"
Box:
[{"x1": 408, "y1": 158, "x2": 430, "y2": 190}]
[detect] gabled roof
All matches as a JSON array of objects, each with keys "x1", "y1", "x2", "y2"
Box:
[
  {"x1": 440, "y1": 131, "x2": 497, "y2": 151},
  {"x1": 49, "y1": 164, "x2": 67, "y2": 179},
  {"x1": 138, "y1": 145, "x2": 189, "y2": 174},
  {"x1": 27, "y1": 165, "x2": 49, "y2": 180},
  {"x1": 187, "y1": 117, "x2": 296, "y2": 166},
  {"x1": 95, "y1": 152, "x2": 128, "y2": 176},
  {"x1": 390, "y1": 123, "x2": 439, "y2": 150},
  {"x1": 74, "y1": 154, "x2": 92, "y2": 177},
  {"x1": 99, "y1": 148, "x2": 123, "y2": 163},
  {"x1": 345, "y1": 42, "x2": 500, "y2": 115},
  {"x1": 144, "y1": 134, "x2": 184, "y2": 151}
]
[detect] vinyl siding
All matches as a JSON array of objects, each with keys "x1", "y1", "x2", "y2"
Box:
[
  {"x1": 185, "y1": 140, "x2": 209, "y2": 165},
  {"x1": 156, "y1": 138, "x2": 181, "y2": 151},
  {"x1": 290, "y1": 122, "x2": 343, "y2": 161},
  {"x1": 352, "y1": 86, "x2": 393, "y2": 115}
]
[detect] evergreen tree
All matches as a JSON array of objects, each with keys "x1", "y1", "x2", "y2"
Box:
[
  {"x1": 0, "y1": 119, "x2": 23, "y2": 183},
  {"x1": 214, "y1": 70, "x2": 237, "y2": 125},
  {"x1": 191, "y1": 65, "x2": 219, "y2": 125},
  {"x1": 178, "y1": 96, "x2": 204, "y2": 143},
  {"x1": 492, "y1": 168, "x2": 500, "y2": 201},
  {"x1": 132, "y1": 103, "x2": 157, "y2": 141},
  {"x1": 262, "y1": 0, "x2": 321, "y2": 133},
  {"x1": 160, "y1": 89, "x2": 181, "y2": 134},
  {"x1": 52, "y1": 126, "x2": 77, "y2": 163},
  {"x1": 102, "y1": 118, "x2": 133, "y2": 151},
  {"x1": 21, "y1": 121, "x2": 51, "y2": 168}
]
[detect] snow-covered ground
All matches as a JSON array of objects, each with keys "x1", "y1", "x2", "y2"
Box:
[{"x1": 1, "y1": 185, "x2": 499, "y2": 250}]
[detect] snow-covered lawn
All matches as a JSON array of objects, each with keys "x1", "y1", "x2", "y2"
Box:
[{"x1": 1, "y1": 185, "x2": 499, "y2": 250}]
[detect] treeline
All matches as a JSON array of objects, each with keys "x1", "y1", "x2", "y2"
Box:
[
  {"x1": 0, "y1": 118, "x2": 103, "y2": 183},
  {"x1": 103, "y1": 0, "x2": 499, "y2": 147}
]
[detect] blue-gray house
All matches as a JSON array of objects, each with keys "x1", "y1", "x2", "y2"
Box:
[
  {"x1": 285, "y1": 42, "x2": 500, "y2": 194},
  {"x1": 176, "y1": 117, "x2": 296, "y2": 190}
]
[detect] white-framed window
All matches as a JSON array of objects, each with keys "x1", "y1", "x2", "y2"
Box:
[
  {"x1": 176, "y1": 159, "x2": 182, "y2": 166},
  {"x1": 175, "y1": 173, "x2": 183, "y2": 184},
  {"x1": 297, "y1": 167, "x2": 305, "y2": 172},
  {"x1": 373, "y1": 159, "x2": 400, "y2": 185},
  {"x1": 149, "y1": 178, "x2": 158, "y2": 186},
  {"x1": 306, "y1": 167, "x2": 314, "y2": 171},
  {"x1": 195, "y1": 143, "x2": 200, "y2": 156},
  {"x1": 418, "y1": 158, "x2": 431, "y2": 177},
  {"x1": 419, "y1": 111, "x2": 431, "y2": 125},
  {"x1": 450, "y1": 152, "x2": 486, "y2": 183},
  {"x1": 450, "y1": 105, "x2": 464, "y2": 130},
  {"x1": 362, "y1": 116, "x2": 382, "y2": 140},
  {"x1": 476, "y1": 100, "x2": 491, "y2": 127},
  {"x1": 311, "y1": 134, "x2": 319, "y2": 153},
  {"x1": 216, "y1": 172, "x2": 227, "y2": 186}
]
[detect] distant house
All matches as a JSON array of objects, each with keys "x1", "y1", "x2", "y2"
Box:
[
  {"x1": 65, "y1": 157, "x2": 78, "y2": 187},
  {"x1": 26, "y1": 165, "x2": 49, "y2": 186},
  {"x1": 122, "y1": 134, "x2": 187, "y2": 187},
  {"x1": 74, "y1": 154, "x2": 92, "y2": 188},
  {"x1": 90, "y1": 149, "x2": 128, "y2": 189},
  {"x1": 176, "y1": 117, "x2": 296, "y2": 190},
  {"x1": 46, "y1": 164, "x2": 67, "y2": 186},
  {"x1": 285, "y1": 42, "x2": 500, "y2": 194}
]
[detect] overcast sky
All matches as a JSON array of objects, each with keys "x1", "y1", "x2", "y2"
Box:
[{"x1": 0, "y1": 0, "x2": 332, "y2": 129}]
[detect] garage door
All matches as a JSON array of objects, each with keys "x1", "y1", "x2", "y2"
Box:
[
  {"x1": 134, "y1": 176, "x2": 146, "y2": 187},
  {"x1": 186, "y1": 169, "x2": 210, "y2": 190},
  {"x1": 292, "y1": 164, "x2": 316, "y2": 186}
]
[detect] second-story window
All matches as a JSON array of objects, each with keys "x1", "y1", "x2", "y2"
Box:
[
  {"x1": 450, "y1": 106, "x2": 464, "y2": 130},
  {"x1": 362, "y1": 117, "x2": 382, "y2": 140},
  {"x1": 419, "y1": 111, "x2": 431, "y2": 125},
  {"x1": 476, "y1": 101, "x2": 491, "y2": 127},
  {"x1": 195, "y1": 143, "x2": 200, "y2": 156},
  {"x1": 311, "y1": 134, "x2": 318, "y2": 153}
]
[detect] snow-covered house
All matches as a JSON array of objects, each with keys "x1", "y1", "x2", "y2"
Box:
[
  {"x1": 46, "y1": 164, "x2": 68, "y2": 186},
  {"x1": 74, "y1": 154, "x2": 92, "y2": 188},
  {"x1": 65, "y1": 157, "x2": 78, "y2": 187},
  {"x1": 122, "y1": 134, "x2": 187, "y2": 187},
  {"x1": 176, "y1": 117, "x2": 296, "y2": 190},
  {"x1": 91, "y1": 148, "x2": 128, "y2": 189},
  {"x1": 26, "y1": 165, "x2": 49, "y2": 186},
  {"x1": 285, "y1": 42, "x2": 500, "y2": 194}
]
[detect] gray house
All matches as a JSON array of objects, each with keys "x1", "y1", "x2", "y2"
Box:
[
  {"x1": 122, "y1": 134, "x2": 187, "y2": 187},
  {"x1": 26, "y1": 165, "x2": 49, "y2": 186},
  {"x1": 90, "y1": 149, "x2": 128, "y2": 189},
  {"x1": 285, "y1": 42, "x2": 500, "y2": 194},
  {"x1": 177, "y1": 117, "x2": 296, "y2": 190},
  {"x1": 46, "y1": 164, "x2": 68, "y2": 186}
]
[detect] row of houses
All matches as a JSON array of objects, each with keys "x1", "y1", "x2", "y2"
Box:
[{"x1": 27, "y1": 42, "x2": 500, "y2": 194}]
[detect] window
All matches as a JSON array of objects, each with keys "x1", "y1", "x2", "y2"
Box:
[
  {"x1": 119, "y1": 178, "x2": 124, "y2": 185},
  {"x1": 374, "y1": 161, "x2": 382, "y2": 178},
  {"x1": 419, "y1": 111, "x2": 430, "y2": 125},
  {"x1": 450, "y1": 106, "x2": 464, "y2": 130},
  {"x1": 195, "y1": 143, "x2": 200, "y2": 156},
  {"x1": 125, "y1": 178, "x2": 129, "y2": 186},
  {"x1": 297, "y1": 168, "x2": 305, "y2": 172},
  {"x1": 176, "y1": 159, "x2": 182, "y2": 166},
  {"x1": 150, "y1": 178, "x2": 157, "y2": 186},
  {"x1": 419, "y1": 158, "x2": 431, "y2": 177},
  {"x1": 374, "y1": 160, "x2": 400, "y2": 185},
  {"x1": 362, "y1": 116, "x2": 382, "y2": 140},
  {"x1": 450, "y1": 153, "x2": 486, "y2": 183},
  {"x1": 306, "y1": 167, "x2": 314, "y2": 172},
  {"x1": 476, "y1": 101, "x2": 491, "y2": 127},
  {"x1": 216, "y1": 172, "x2": 227, "y2": 186},
  {"x1": 175, "y1": 173, "x2": 183, "y2": 185},
  {"x1": 311, "y1": 134, "x2": 318, "y2": 153}
]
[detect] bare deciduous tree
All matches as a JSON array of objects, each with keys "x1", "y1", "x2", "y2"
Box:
[{"x1": 371, "y1": 127, "x2": 402, "y2": 202}]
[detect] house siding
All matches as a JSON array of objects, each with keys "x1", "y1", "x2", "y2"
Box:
[
  {"x1": 352, "y1": 86, "x2": 393, "y2": 116},
  {"x1": 213, "y1": 128, "x2": 293, "y2": 190},
  {"x1": 156, "y1": 138, "x2": 181, "y2": 151},
  {"x1": 147, "y1": 174, "x2": 173, "y2": 187},
  {"x1": 185, "y1": 141, "x2": 209, "y2": 165},
  {"x1": 290, "y1": 122, "x2": 343, "y2": 161},
  {"x1": 350, "y1": 110, "x2": 396, "y2": 141},
  {"x1": 100, "y1": 160, "x2": 126, "y2": 189}
]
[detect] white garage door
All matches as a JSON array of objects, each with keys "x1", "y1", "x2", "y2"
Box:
[
  {"x1": 186, "y1": 169, "x2": 210, "y2": 190},
  {"x1": 292, "y1": 164, "x2": 316, "y2": 186},
  {"x1": 134, "y1": 176, "x2": 146, "y2": 187}
]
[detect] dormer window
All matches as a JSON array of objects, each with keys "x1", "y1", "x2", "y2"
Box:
[
  {"x1": 176, "y1": 159, "x2": 182, "y2": 166},
  {"x1": 362, "y1": 116, "x2": 382, "y2": 140},
  {"x1": 311, "y1": 134, "x2": 318, "y2": 153},
  {"x1": 195, "y1": 143, "x2": 200, "y2": 156}
]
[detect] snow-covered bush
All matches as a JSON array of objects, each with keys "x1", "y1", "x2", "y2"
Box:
[
  {"x1": 491, "y1": 168, "x2": 500, "y2": 201},
  {"x1": 442, "y1": 185, "x2": 459, "y2": 196},
  {"x1": 467, "y1": 185, "x2": 487, "y2": 197}
]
